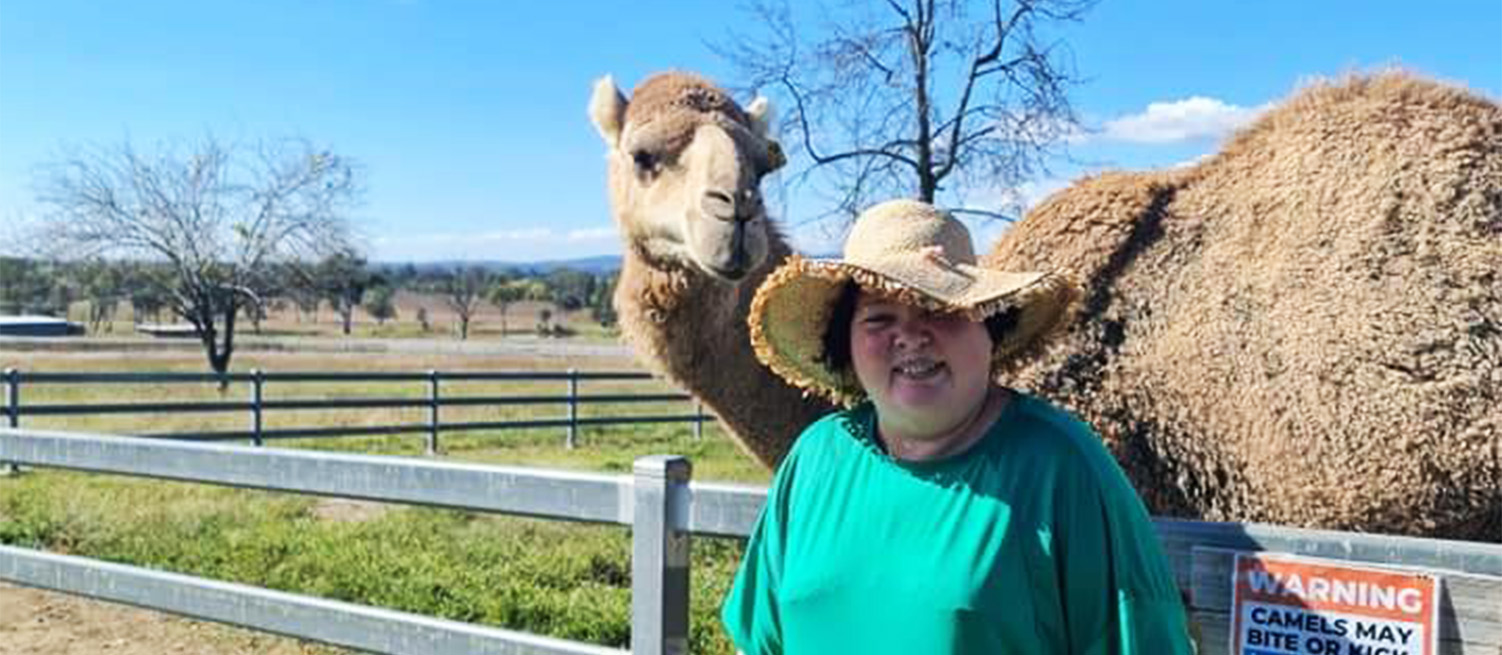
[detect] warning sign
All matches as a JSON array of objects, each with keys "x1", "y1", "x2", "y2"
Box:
[{"x1": 1230, "y1": 553, "x2": 1438, "y2": 655}]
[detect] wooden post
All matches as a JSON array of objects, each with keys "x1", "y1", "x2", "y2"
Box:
[
  {"x1": 565, "y1": 368, "x2": 578, "y2": 450},
  {"x1": 250, "y1": 369, "x2": 265, "y2": 447},
  {"x1": 3, "y1": 368, "x2": 17, "y2": 430},
  {"x1": 426, "y1": 370, "x2": 440, "y2": 456},
  {"x1": 692, "y1": 400, "x2": 704, "y2": 442},
  {"x1": 3, "y1": 368, "x2": 17, "y2": 475}
]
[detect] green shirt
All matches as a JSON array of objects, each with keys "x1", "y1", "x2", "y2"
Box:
[{"x1": 721, "y1": 393, "x2": 1193, "y2": 654}]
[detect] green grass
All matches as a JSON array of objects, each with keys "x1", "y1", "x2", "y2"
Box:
[
  {"x1": 0, "y1": 353, "x2": 776, "y2": 654},
  {"x1": 0, "y1": 469, "x2": 752, "y2": 653},
  {"x1": 289, "y1": 422, "x2": 771, "y2": 483}
]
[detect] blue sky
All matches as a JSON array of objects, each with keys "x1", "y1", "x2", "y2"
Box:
[{"x1": 2, "y1": 1, "x2": 1498, "y2": 262}]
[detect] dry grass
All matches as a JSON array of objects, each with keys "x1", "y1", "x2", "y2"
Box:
[
  {"x1": 1, "y1": 349, "x2": 769, "y2": 484},
  {"x1": 61, "y1": 291, "x2": 616, "y2": 341}
]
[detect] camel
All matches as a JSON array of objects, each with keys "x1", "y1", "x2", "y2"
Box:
[
  {"x1": 588, "y1": 72, "x2": 831, "y2": 467},
  {"x1": 592, "y1": 71, "x2": 1500, "y2": 542},
  {"x1": 982, "y1": 72, "x2": 1500, "y2": 541}
]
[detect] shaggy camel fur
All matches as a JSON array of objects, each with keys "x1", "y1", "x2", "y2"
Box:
[
  {"x1": 589, "y1": 72, "x2": 831, "y2": 467},
  {"x1": 983, "y1": 72, "x2": 1501, "y2": 541}
]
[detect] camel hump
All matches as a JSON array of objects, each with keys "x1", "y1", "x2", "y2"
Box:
[
  {"x1": 1210, "y1": 72, "x2": 1501, "y2": 231},
  {"x1": 1230, "y1": 71, "x2": 1501, "y2": 152},
  {"x1": 1187, "y1": 71, "x2": 1501, "y2": 253},
  {"x1": 986, "y1": 71, "x2": 1501, "y2": 293}
]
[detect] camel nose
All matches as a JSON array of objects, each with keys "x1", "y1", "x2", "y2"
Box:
[
  {"x1": 740, "y1": 187, "x2": 763, "y2": 216},
  {"x1": 702, "y1": 188, "x2": 763, "y2": 222}
]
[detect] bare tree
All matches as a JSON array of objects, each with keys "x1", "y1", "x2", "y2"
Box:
[
  {"x1": 442, "y1": 266, "x2": 488, "y2": 340},
  {"x1": 717, "y1": 0, "x2": 1092, "y2": 224},
  {"x1": 33, "y1": 136, "x2": 360, "y2": 379}
]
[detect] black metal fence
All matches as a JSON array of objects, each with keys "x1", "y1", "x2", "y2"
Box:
[{"x1": 1, "y1": 368, "x2": 710, "y2": 453}]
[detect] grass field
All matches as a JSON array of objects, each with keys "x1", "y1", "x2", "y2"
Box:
[{"x1": 0, "y1": 350, "x2": 776, "y2": 654}]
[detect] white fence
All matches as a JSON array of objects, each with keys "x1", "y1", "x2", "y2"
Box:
[{"x1": 1, "y1": 427, "x2": 1499, "y2": 654}]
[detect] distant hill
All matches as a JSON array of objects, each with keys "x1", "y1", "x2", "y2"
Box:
[
  {"x1": 513, "y1": 255, "x2": 622, "y2": 275},
  {"x1": 376, "y1": 255, "x2": 622, "y2": 277}
]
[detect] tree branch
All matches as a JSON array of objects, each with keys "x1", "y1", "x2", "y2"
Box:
[
  {"x1": 717, "y1": 0, "x2": 1088, "y2": 228},
  {"x1": 947, "y1": 206, "x2": 1019, "y2": 222}
]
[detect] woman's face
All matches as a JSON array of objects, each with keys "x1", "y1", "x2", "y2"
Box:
[{"x1": 849, "y1": 290, "x2": 994, "y2": 439}]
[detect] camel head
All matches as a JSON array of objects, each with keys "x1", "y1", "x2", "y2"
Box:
[{"x1": 590, "y1": 72, "x2": 784, "y2": 281}]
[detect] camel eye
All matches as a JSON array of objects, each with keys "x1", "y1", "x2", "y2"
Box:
[{"x1": 632, "y1": 149, "x2": 659, "y2": 175}]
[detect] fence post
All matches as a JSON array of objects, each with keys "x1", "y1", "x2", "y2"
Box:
[
  {"x1": 632, "y1": 455, "x2": 691, "y2": 655},
  {"x1": 3, "y1": 368, "x2": 17, "y2": 475},
  {"x1": 426, "y1": 370, "x2": 440, "y2": 456},
  {"x1": 692, "y1": 400, "x2": 704, "y2": 442},
  {"x1": 250, "y1": 369, "x2": 265, "y2": 447},
  {"x1": 565, "y1": 368, "x2": 578, "y2": 450}
]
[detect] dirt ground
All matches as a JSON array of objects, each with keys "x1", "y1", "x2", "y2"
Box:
[
  {"x1": 0, "y1": 582, "x2": 344, "y2": 655},
  {"x1": 0, "y1": 494, "x2": 395, "y2": 655}
]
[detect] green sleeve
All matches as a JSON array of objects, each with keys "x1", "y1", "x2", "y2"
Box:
[
  {"x1": 720, "y1": 442, "x2": 801, "y2": 655},
  {"x1": 1053, "y1": 442, "x2": 1194, "y2": 654}
]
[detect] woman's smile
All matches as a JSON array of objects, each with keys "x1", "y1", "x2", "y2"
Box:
[
  {"x1": 850, "y1": 292, "x2": 994, "y2": 442},
  {"x1": 893, "y1": 357, "x2": 943, "y2": 380}
]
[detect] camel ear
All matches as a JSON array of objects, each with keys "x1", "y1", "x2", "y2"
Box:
[
  {"x1": 589, "y1": 75, "x2": 628, "y2": 146},
  {"x1": 747, "y1": 96, "x2": 774, "y2": 138}
]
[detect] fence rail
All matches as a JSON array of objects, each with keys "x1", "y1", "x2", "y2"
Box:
[
  {"x1": 1, "y1": 367, "x2": 710, "y2": 451},
  {"x1": 1, "y1": 546, "x2": 623, "y2": 655},
  {"x1": 2, "y1": 427, "x2": 1499, "y2": 654}
]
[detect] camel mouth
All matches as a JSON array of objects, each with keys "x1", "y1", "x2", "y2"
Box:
[
  {"x1": 693, "y1": 220, "x2": 758, "y2": 281},
  {"x1": 705, "y1": 262, "x2": 750, "y2": 281}
]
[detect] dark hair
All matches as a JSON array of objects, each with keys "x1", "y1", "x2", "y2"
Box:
[
  {"x1": 818, "y1": 282, "x2": 863, "y2": 375},
  {"x1": 817, "y1": 281, "x2": 1021, "y2": 376}
]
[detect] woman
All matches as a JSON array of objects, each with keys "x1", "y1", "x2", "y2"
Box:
[{"x1": 722, "y1": 199, "x2": 1193, "y2": 654}]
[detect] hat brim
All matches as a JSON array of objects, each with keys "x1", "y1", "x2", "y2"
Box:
[{"x1": 748, "y1": 255, "x2": 1080, "y2": 406}]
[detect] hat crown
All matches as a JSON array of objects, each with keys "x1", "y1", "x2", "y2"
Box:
[{"x1": 843, "y1": 199, "x2": 977, "y2": 266}]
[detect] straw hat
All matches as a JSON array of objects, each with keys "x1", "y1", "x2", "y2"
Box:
[{"x1": 748, "y1": 199, "x2": 1079, "y2": 406}]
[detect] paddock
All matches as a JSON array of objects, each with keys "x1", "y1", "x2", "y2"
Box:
[
  {"x1": 1, "y1": 428, "x2": 1499, "y2": 654},
  {"x1": 1, "y1": 364, "x2": 1498, "y2": 653}
]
